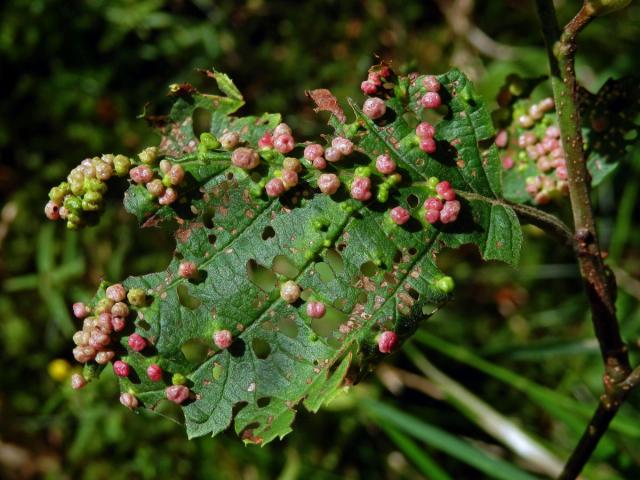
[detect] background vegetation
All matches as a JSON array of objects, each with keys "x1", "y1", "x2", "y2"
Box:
[{"x1": 1, "y1": 0, "x2": 639, "y2": 478}]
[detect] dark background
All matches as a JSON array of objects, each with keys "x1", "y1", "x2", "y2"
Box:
[{"x1": 1, "y1": 0, "x2": 640, "y2": 478}]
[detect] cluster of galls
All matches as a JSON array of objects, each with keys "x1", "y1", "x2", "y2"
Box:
[
  {"x1": 69, "y1": 282, "x2": 203, "y2": 408},
  {"x1": 496, "y1": 97, "x2": 569, "y2": 205},
  {"x1": 219, "y1": 122, "x2": 302, "y2": 197},
  {"x1": 388, "y1": 178, "x2": 460, "y2": 227},
  {"x1": 129, "y1": 147, "x2": 185, "y2": 206},
  {"x1": 360, "y1": 65, "x2": 396, "y2": 121},
  {"x1": 45, "y1": 154, "x2": 132, "y2": 229},
  {"x1": 71, "y1": 284, "x2": 145, "y2": 366}
]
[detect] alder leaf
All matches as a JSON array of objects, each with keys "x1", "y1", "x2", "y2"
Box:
[
  {"x1": 69, "y1": 67, "x2": 522, "y2": 444},
  {"x1": 496, "y1": 75, "x2": 640, "y2": 205}
]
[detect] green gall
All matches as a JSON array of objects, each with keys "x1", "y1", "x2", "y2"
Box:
[
  {"x1": 84, "y1": 178, "x2": 107, "y2": 194},
  {"x1": 138, "y1": 146, "x2": 159, "y2": 164},
  {"x1": 172, "y1": 373, "x2": 187, "y2": 385},
  {"x1": 354, "y1": 166, "x2": 372, "y2": 177},
  {"x1": 113, "y1": 155, "x2": 131, "y2": 176},
  {"x1": 84, "y1": 191, "x2": 102, "y2": 204},
  {"x1": 376, "y1": 188, "x2": 389, "y2": 203},
  {"x1": 127, "y1": 288, "x2": 146, "y2": 307},
  {"x1": 200, "y1": 132, "x2": 221, "y2": 150},
  {"x1": 63, "y1": 195, "x2": 82, "y2": 213},
  {"x1": 427, "y1": 177, "x2": 439, "y2": 189},
  {"x1": 435, "y1": 276, "x2": 455, "y2": 293},
  {"x1": 94, "y1": 297, "x2": 115, "y2": 315}
]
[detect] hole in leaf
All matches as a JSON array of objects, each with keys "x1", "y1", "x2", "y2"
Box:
[
  {"x1": 407, "y1": 194, "x2": 419, "y2": 208},
  {"x1": 407, "y1": 287, "x2": 420, "y2": 300},
  {"x1": 393, "y1": 250, "x2": 403, "y2": 263},
  {"x1": 272, "y1": 255, "x2": 299, "y2": 278},
  {"x1": 181, "y1": 339, "x2": 210, "y2": 363},
  {"x1": 232, "y1": 401, "x2": 248, "y2": 417},
  {"x1": 336, "y1": 242, "x2": 346, "y2": 252},
  {"x1": 192, "y1": 107, "x2": 212, "y2": 138},
  {"x1": 300, "y1": 289, "x2": 311, "y2": 301},
  {"x1": 408, "y1": 247, "x2": 418, "y2": 256},
  {"x1": 189, "y1": 269, "x2": 208, "y2": 285},
  {"x1": 203, "y1": 209, "x2": 215, "y2": 229},
  {"x1": 252, "y1": 338, "x2": 271, "y2": 359},
  {"x1": 277, "y1": 315, "x2": 299, "y2": 338},
  {"x1": 325, "y1": 249, "x2": 344, "y2": 274},
  {"x1": 208, "y1": 234, "x2": 217, "y2": 245},
  {"x1": 226, "y1": 172, "x2": 234, "y2": 181},
  {"x1": 177, "y1": 284, "x2": 202, "y2": 309},
  {"x1": 310, "y1": 305, "x2": 347, "y2": 339},
  {"x1": 228, "y1": 338, "x2": 246, "y2": 358},
  {"x1": 137, "y1": 319, "x2": 151, "y2": 331},
  {"x1": 360, "y1": 261, "x2": 378, "y2": 277},
  {"x1": 257, "y1": 397, "x2": 271, "y2": 408},
  {"x1": 315, "y1": 262, "x2": 335, "y2": 283},
  {"x1": 247, "y1": 259, "x2": 277, "y2": 292},
  {"x1": 261, "y1": 226, "x2": 276, "y2": 241},
  {"x1": 240, "y1": 422, "x2": 261, "y2": 442}
]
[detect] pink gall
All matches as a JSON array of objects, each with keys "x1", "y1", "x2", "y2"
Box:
[
  {"x1": 71, "y1": 373, "x2": 86, "y2": 390},
  {"x1": 304, "y1": 143, "x2": 324, "y2": 161},
  {"x1": 361, "y1": 80, "x2": 378, "y2": 95},
  {"x1": 231, "y1": 147, "x2": 260, "y2": 170},
  {"x1": 72, "y1": 302, "x2": 90, "y2": 319},
  {"x1": 318, "y1": 174, "x2": 340, "y2": 195},
  {"x1": 147, "y1": 363, "x2": 163, "y2": 382},
  {"x1": 306, "y1": 301, "x2": 326, "y2": 319},
  {"x1": 45, "y1": 201, "x2": 60, "y2": 220},
  {"x1": 389, "y1": 207, "x2": 410, "y2": 225},
  {"x1": 420, "y1": 92, "x2": 441, "y2": 109},
  {"x1": 106, "y1": 284, "x2": 126, "y2": 303},
  {"x1": 423, "y1": 75, "x2": 441, "y2": 92},
  {"x1": 332, "y1": 136, "x2": 354, "y2": 156},
  {"x1": 362, "y1": 97, "x2": 386, "y2": 119},
  {"x1": 214, "y1": 329, "x2": 233, "y2": 349},
  {"x1": 119, "y1": 392, "x2": 139, "y2": 409},
  {"x1": 273, "y1": 134, "x2": 295, "y2": 154},
  {"x1": 440, "y1": 200, "x2": 461, "y2": 224},
  {"x1": 178, "y1": 260, "x2": 197, "y2": 279},
  {"x1": 113, "y1": 360, "x2": 130, "y2": 377},
  {"x1": 378, "y1": 331, "x2": 398, "y2": 354},
  {"x1": 375, "y1": 154, "x2": 396, "y2": 174},
  {"x1": 265, "y1": 178, "x2": 286, "y2": 197},
  {"x1": 419, "y1": 137, "x2": 436, "y2": 154},
  {"x1": 166, "y1": 385, "x2": 190, "y2": 404},
  {"x1": 128, "y1": 333, "x2": 147, "y2": 352}
]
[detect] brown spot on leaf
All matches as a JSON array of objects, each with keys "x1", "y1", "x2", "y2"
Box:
[{"x1": 306, "y1": 89, "x2": 346, "y2": 123}]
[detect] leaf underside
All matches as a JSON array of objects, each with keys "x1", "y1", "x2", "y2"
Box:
[
  {"x1": 86, "y1": 68, "x2": 522, "y2": 444},
  {"x1": 499, "y1": 76, "x2": 640, "y2": 203}
]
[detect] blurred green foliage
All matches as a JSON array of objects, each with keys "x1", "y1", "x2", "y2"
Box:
[{"x1": 1, "y1": 0, "x2": 640, "y2": 478}]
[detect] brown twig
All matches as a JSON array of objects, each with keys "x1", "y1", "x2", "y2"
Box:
[{"x1": 534, "y1": 1, "x2": 635, "y2": 478}]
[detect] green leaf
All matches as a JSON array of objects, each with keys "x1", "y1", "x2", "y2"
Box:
[
  {"x1": 69, "y1": 68, "x2": 523, "y2": 444},
  {"x1": 496, "y1": 76, "x2": 639, "y2": 204}
]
